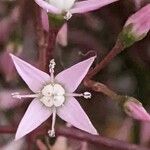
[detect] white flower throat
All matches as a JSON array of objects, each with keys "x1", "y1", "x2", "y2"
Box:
[
  {"x1": 47, "y1": 0, "x2": 76, "y2": 11},
  {"x1": 46, "y1": 0, "x2": 76, "y2": 20},
  {"x1": 12, "y1": 59, "x2": 91, "y2": 137},
  {"x1": 40, "y1": 83, "x2": 65, "y2": 107}
]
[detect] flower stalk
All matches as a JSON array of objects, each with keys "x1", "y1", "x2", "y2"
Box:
[{"x1": 87, "y1": 40, "x2": 124, "y2": 78}]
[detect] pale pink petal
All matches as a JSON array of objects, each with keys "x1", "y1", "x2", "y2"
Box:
[
  {"x1": 56, "y1": 23, "x2": 68, "y2": 46},
  {"x1": 57, "y1": 97, "x2": 98, "y2": 135},
  {"x1": 35, "y1": 0, "x2": 61, "y2": 14},
  {"x1": 10, "y1": 54, "x2": 50, "y2": 93},
  {"x1": 125, "y1": 4, "x2": 150, "y2": 25},
  {"x1": 55, "y1": 56, "x2": 96, "y2": 92},
  {"x1": 70, "y1": 0, "x2": 118, "y2": 14},
  {"x1": 41, "y1": 9, "x2": 49, "y2": 32},
  {"x1": 15, "y1": 99, "x2": 52, "y2": 140}
]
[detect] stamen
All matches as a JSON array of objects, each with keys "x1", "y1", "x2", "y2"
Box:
[
  {"x1": 64, "y1": 11, "x2": 72, "y2": 20},
  {"x1": 49, "y1": 59, "x2": 56, "y2": 82},
  {"x1": 11, "y1": 93, "x2": 38, "y2": 99},
  {"x1": 65, "y1": 93, "x2": 83, "y2": 97},
  {"x1": 48, "y1": 107, "x2": 56, "y2": 137},
  {"x1": 65, "y1": 92, "x2": 91, "y2": 99},
  {"x1": 83, "y1": 92, "x2": 91, "y2": 99}
]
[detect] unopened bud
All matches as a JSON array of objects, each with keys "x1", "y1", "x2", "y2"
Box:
[
  {"x1": 118, "y1": 4, "x2": 150, "y2": 48},
  {"x1": 124, "y1": 97, "x2": 150, "y2": 121}
]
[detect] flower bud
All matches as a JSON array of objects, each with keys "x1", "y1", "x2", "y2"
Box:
[
  {"x1": 124, "y1": 97, "x2": 150, "y2": 121},
  {"x1": 118, "y1": 4, "x2": 150, "y2": 48}
]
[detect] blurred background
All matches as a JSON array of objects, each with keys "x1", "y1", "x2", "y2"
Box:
[{"x1": 0, "y1": 0, "x2": 150, "y2": 149}]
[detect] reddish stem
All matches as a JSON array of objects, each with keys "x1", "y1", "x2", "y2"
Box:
[
  {"x1": 0, "y1": 126, "x2": 16, "y2": 134},
  {"x1": 0, "y1": 126, "x2": 149, "y2": 150},
  {"x1": 84, "y1": 79, "x2": 120, "y2": 100},
  {"x1": 56, "y1": 126, "x2": 150, "y2": 150},
  {"x1": 35, "y1": 6, "x2": 59, "y2": 72},
  {"x1": 88, "y1": 40, "x2": 124, "y2": 78}
]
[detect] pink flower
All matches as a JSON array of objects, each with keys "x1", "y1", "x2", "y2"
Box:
[
  {"x1": 35, "y1": 0, "x2": 118, "y2": 20},
  {"x1": 124, "y1": 97, "x2": 150, "y2": 121},
  {"x1": 10, "y1": 54, "x2": 98, "y2": 140},
  {"x1": 124, "y1": 4, "x2": 150, "y2": 39}
]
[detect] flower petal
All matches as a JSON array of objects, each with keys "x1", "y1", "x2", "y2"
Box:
[
  {"x1": 57, "y1": 97, "x2": 98, "y2": 135},
  {"x1": 35, "y1": 0, "x2": 61, "y2": 14},
  {"x1": 15, "y1": 99, "x2": 52, "y2": 140},
  {"x1": 41, "y1": 9, "x2": 49, "y2": 32},
  {"x1": 55, "y1": 56, "x2": 96, "y2": 92},
  {"x1": 56, "y1": 23, "x2": 68, "y2": 46},
  {"x1": 70, "y1": 0, "x2": 118, "y2": 14},
  {"x1": 10, "y1": 54, "x2": 50, "y2": 93}
]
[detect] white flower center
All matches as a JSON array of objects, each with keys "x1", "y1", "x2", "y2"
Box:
[
  {"x1": 47, "y1": 0, "x2": 76, "y2": 11},
  {"x1": 40, "y1": 83, "x2": 66, "y2": 107}
]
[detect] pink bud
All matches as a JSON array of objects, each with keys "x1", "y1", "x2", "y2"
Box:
[
  {"x1": 125, "y1": 4, "x2": 150, "y2": 39},
  {"x1": 124, "y1": 97, "x2": 150, "y2": 121}
]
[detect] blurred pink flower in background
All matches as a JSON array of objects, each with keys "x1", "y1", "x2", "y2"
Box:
[
  {"x1": 124, "y1": 97, "x2": 150, "y2": 121},
  {"x1": 1, "y1": 139, "x2": 25, "y2": 150},
  {"x1": 0, "y1": 7, "x2": 19, "y2": 44},
  {"x1": 0, "y1": 50, "x2": 17, "y2": 82},
  {"x1": 0, "y1": 89, "x2": 29, "y2": 110},
  {"x1": 124, "y1": 4, "x2": 150, "y2": 39},
  {"x1": 133, "y1": 0, "x2": 142, "y2": 9},
  {"x1": 140, "y1": 121, "x2": 150, "y2": 146},
  {"x1": 35, "y1": 0, "x2": 118, "y2": 20},
  {"x1": 10, "y1": 54, "x2": 98, "y2": 140}
]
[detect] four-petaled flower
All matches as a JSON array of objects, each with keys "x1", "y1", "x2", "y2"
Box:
[
  {"x1": 10, "y1": 54, "x2": 98, "y2": 140},
  {"x1": 35, "y1": 0, "x2": 118, "y2": 20}
]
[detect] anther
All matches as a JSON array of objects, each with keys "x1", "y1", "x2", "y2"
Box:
[
  {"x1": 49, "y1": 59, "x2": 56, "y2": 70},
  {"x1": 49, "y1": 59, "x2": 56, "y2": 82},
  {"x1": 48, "y1": 129, "x2": 55, "y2": 137},
  {"x1": 64, "y1": 11, "x2": 72, "y2": 20},
  {"x1": 83, "y1": 92, "x2": 91, "y2": 99}
]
